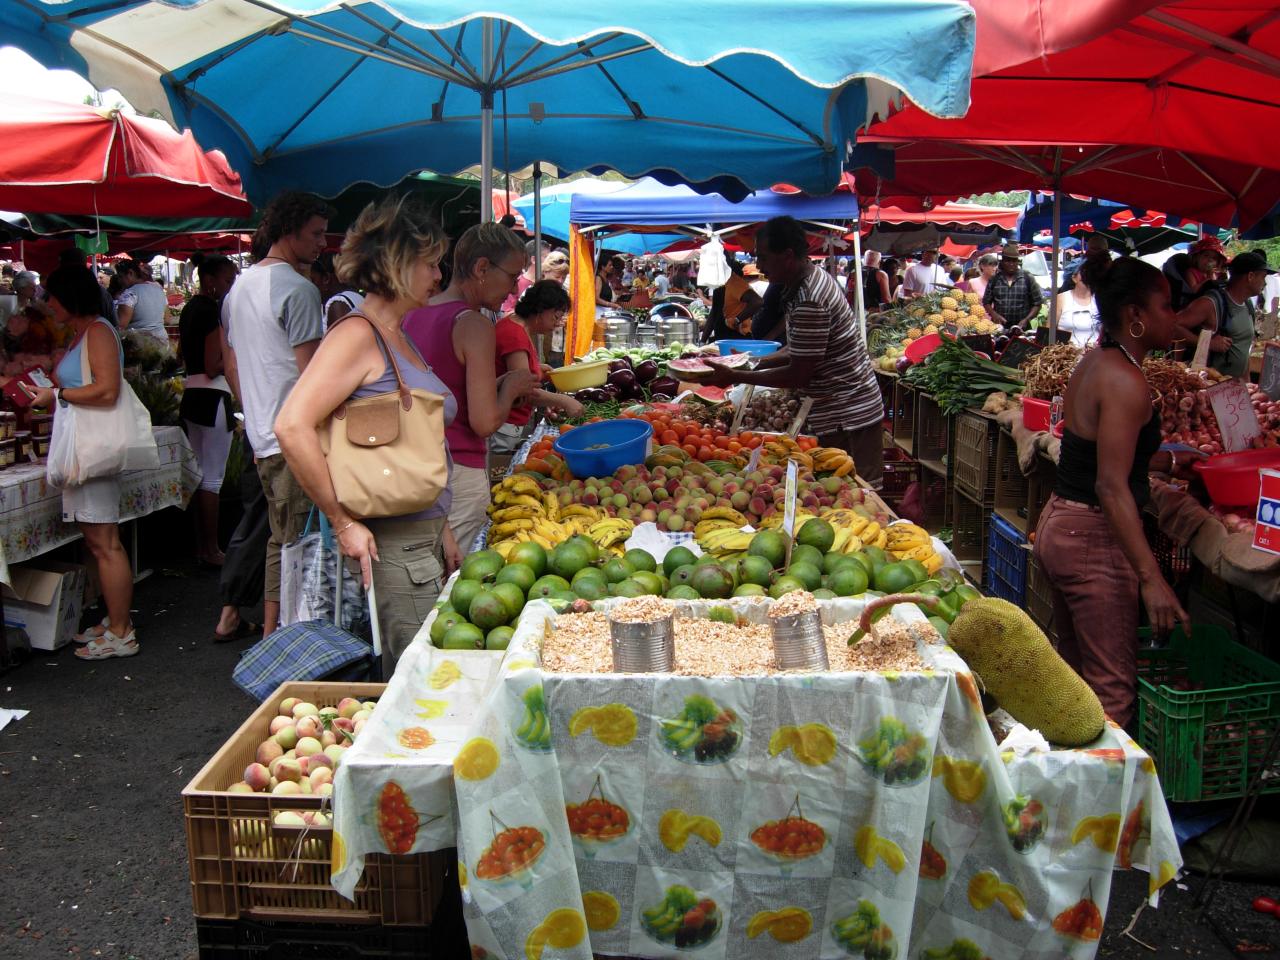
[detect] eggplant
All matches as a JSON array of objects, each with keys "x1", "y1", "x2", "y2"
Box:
[
  {"x1": 599, "y1": 383, "x2": 620, "y2": 399},
  {"x1": 895, "y1": 356, "x2": 912, "y2": 374},
  {"x1": 608, "y1": 359, "x2": 630, "y2": 373},
  {"x1": 633, "y1": 359, "x2": 661, "y2": 384},
  {"x1": 649, "y1": 375, "x2": 680, "y2": 397},
  {"x1": 608, "y1": 368, "x2": 638, "y2": 391},
  {"x1": 581, "y1": 387, "x2": 610, "y2": 403}
]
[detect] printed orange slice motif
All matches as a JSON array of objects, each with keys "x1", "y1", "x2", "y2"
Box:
[{"x1": 397, "y1": 726, "x2": 435, "y2": 749}]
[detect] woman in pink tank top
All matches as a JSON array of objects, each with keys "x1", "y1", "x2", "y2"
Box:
[{"x1": 405, "y1": 223, "x2": 539, "y2": 554}]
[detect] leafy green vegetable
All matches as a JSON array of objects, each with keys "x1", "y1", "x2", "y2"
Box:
[{"x1": 903, "y1": 338, "x2": 1023, "y2": 414}]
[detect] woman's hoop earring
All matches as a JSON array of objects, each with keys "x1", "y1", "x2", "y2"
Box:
[{"x1": 1129, "y1": 320, "x2": 1146, "y2": 339}]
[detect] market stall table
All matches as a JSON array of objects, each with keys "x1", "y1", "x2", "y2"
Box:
[
  {"x1": 331, "y1": 597, "x2": 1180, "y2": 960},
  {"x1": 0, "y1": 425, "x2": 201, "y2": 584}
]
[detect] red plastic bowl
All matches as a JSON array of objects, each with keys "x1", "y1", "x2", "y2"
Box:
[
  {"x1": 1193, "y1": 449, "x2": 1280, "y2": 508},
  {"x1": 904, "y1": 333, "x2": 943, "y2": 364},
  {"x1": 1022, "y1": 397, "x2": 1051, "y2": 433}
]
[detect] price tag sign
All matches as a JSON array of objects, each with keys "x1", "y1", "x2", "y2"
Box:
[
  {"x1": 1261, "y1": 342, "x2": 1280, "y2": 402},
  {"x1": 1206, "y1": 379, "x2": 1262, "y2": 453},
  {"x1": 782, "y1": 459, "x2": 799, "y2": 566},
  {"x1": 1190, "y1": 329, "x2": 1213, "y2": 370},
  {"x1": 729, "y1": 384, "x2": 754, "y2": 434},
  {"x1": 997, "y1": 337, "x2": 1041, "y2": 369},
  {"x1": 1254, "y1": 469, "x2": 1280, "y2": 556},
  {"x1": 746, "y1": 444, "x2": 763, "y2": 473}
]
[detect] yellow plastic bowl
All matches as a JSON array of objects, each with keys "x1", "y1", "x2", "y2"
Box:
[{"x1": 548, "y1": 359, "x2": 609, "y2": 392}]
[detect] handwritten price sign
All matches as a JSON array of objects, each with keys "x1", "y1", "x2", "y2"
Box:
[{"x1": 1207, "y1": 379, "x2": 1261, "y2": 453}]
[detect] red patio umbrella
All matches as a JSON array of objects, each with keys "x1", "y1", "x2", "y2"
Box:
[
  {"x1": 0, "y1": 94, "x2": 251, "y2": 218},
  {"x1": 857, "y1": 2, "x2": 1280, "y2": 229}
]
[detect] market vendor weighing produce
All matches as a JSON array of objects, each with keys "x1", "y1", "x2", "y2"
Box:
[
  {"x1": 697, "y1": 216, "x2": 884, "y2": 486},
  {"x1": 1033, "y1": 258, "x2": 1191, "y2": 727}
]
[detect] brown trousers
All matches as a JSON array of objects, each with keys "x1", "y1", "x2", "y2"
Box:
[
  {"x1": 817, "y1": 422, "x2": 884, "y2": 489},
  {"x1": 1033, "y1": 494, "x2": 1141, "y2": 726}
]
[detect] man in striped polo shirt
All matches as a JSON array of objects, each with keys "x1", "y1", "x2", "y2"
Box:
[{"x1": 701, "y1": 216, "x2": 884, "y2": 487}]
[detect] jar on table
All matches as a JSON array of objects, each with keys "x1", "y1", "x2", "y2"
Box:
[
  {"x1": 32, "y1": 435, "x2": 51, "y2": 460},
  {"x1": 29, "y1": 414, "x2": 53, "y2": 439},
  {"x1": 0, "y1": 439, "x2": 15, "y2": 469},
  {"x1": 14, "y1": 430, "x2": 31, "y2": 461},
  {"x1": 0, "y1": 412, "x2": 15, "y2": 439}
]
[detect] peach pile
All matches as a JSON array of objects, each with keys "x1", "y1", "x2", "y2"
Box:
[{"x1": 226, "y1": 695, "x2": 377, "y2": 797}]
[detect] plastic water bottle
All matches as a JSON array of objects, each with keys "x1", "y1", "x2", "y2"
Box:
[{"x1": 1050, "y1": 395, "x2": 1064, "y2": 431}]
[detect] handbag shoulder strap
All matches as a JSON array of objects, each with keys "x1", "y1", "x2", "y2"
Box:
[{"x1": 333, "y1": 311, "x2": 412, "y2": 409}]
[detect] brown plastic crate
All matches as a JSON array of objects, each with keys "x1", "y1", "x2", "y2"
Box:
[
  {"x1": 914, "y1": 393, "x2": 952, "y2": 468},
  {"x1": 1026, "y1": 554, "x2": 1057, "y2": 641},
  {"x1": 950, "y1": 488, "x2": 987, "y2": 562},
  {"x1": 183, "y1": 681, "x2": 448, "y2": 925},
  {"x1": 1026, "y1": 454, "x2": 1057, "y2": 533},
  {"x1": 952, "y1": 411, "x2": 999, "y2": 505},
  {"x1": 891, "y1": 380, "x2": 916, "y2": 454},
  {"x1": 875, "y1": 370, "x2": 896, "y2": 431},
  {"x1": 881, "y1": 447, "x2": 919, "y2": 506},
  {"x1": 1143, "y1": 509, "x2": 1192, "y2": 586},
  {"x1": 992, "y1": 428, "x2": 1030, "y2": 531}
]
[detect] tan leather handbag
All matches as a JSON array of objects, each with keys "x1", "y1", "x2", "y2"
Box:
[{"x1": 318, "y1": 314, "x2": 448, "y2": 518}]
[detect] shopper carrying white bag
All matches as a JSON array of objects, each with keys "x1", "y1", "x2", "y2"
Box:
[{"x1": 22, "y1": 264, "x2": 150, "y2": 661}]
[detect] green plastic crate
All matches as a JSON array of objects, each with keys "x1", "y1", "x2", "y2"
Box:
[{"x1": 1136, "y1": 626, "x2": 1280, "y2": 803}]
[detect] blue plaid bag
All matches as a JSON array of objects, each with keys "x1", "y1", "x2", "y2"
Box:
[{"x1": 232, "y1": 620, "x2": 376, "y2": 702}]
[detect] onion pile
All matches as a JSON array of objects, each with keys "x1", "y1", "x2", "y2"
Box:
[
  {"x1": 1245, "y1": 382, "x2": 1280, "y2": 447},
  {"x1": 740, "y1": 389, "x2": 802, "y2": 432}
]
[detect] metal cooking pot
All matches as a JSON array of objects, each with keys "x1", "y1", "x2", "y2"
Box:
[
  {"x1": 634, "y1": 321, "x2": 660, "y2": 349},
  {"x1": 601, "y1": 310, "x2": 636, "y2": 349},
  {"x1": 655, "y1": 314, "x2": 697, "y2": 347}
]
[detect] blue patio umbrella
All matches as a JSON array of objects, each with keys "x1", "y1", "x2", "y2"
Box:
[{"x1": 10, "y1": 1, "x2": 975, "y2": 212}]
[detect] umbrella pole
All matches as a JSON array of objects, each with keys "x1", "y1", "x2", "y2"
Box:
[
  {"x1": 1048, "y1": 188, "x2": 1061, "y2": 339},
  {"x1": 480, "y1": 19, "x2": 494, "y2": 225},
  {"x1": 851, "y1": 221, "x2": 867, "y2": 343},
  {"x1": 534, "y1": 162, "x2": 543, "y2": 281}
]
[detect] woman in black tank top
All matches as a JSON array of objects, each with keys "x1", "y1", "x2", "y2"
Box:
[{"x1": 1032, "y1": 257, "x2": 1192, "y2": 729}]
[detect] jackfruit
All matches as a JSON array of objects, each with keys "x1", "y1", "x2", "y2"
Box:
[{"x1": 948, "y1": 598, "x2": 1105, "y2": 747}]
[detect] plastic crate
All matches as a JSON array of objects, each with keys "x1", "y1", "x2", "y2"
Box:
[
  {"x1": 1026, "y1": 454, "x2": 1057, "y2": 533},
  {"x1": 1143, "y1": 510, "x2": 1192, "y2": 586},
  {"x1": 1025, "y1": 554, "x2": 1056, "y2": 640},
  {"x1": 875, "y1": 370, "x2": 896, "y2": 431},
  {"x1": 951, "y1": 489, "x2": 987, "y2": 562},
  {"x1": 194, "y1": 915, "x2": 462, "y2": 960},
  {"x1": 1137, "y1": 626, "x2": 1280, "y2": 802},
  {"x1": 881, "y1": 447, "x2": 920, "y2": 505},
  {"x1": 952, "y1": 411, "x2": 999, "y2": 505},
  {"x1": 183, "y1": 681, "x2": 449, "y2": 925},
  {"x1": 992, "y1": 429, "x2": 1030, "y2": 530},
  {"x1": 891, "y1": 380, "x2": 916, "y2": 454},
  {"x1": 986, "y1": 513, "x2": 1028, "y2": 605},
  {"x1": 914, "y1": 393, "x2": 952, "y2": 467}
]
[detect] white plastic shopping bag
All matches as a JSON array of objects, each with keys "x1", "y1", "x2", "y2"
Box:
[
  {"x1": 45, "y1": 399, "x2": 79, "y2": 488},
  {"x1": 696, "y1": 236, "x2": 731, "y2": 288}
]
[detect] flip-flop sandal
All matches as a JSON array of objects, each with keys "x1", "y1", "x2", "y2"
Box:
[
  {"x1": 213, "y1": 620, "x2": 256, "y2": 644},
  {"x1": 75, "y1": 628, "x2": 139, "y2": 660},
  {"x1": 74, "y1": 617, "x2": 110, "y2": 644}
]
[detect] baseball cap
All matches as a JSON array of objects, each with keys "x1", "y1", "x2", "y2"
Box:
[{"x1": 1228, "y1": 251, "x2": 1276, "y2": 277}]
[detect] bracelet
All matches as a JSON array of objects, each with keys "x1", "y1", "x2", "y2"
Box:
[{"x1": 335, "y1": 520, "x2": 356, "y2": 535}]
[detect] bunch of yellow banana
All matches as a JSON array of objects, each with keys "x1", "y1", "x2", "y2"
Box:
[
  {"x1": 697, "y1": 526, "x2": 754, "y2": 559},
  {"x1": 812, "y1": 447, "x2": 857, "y2": 478},
  {"x1": 758, "y1": 510, "x2": 818, "y2": 531},
  {"x1": 489, "y1": 474, "x2": 545, "y2": 510},
  {"x1": 885, "y1": 523, "x2": 942, "y2": 574},
  {"x1": 586, "y1": 517, "x2": 633, "y2": 549}
]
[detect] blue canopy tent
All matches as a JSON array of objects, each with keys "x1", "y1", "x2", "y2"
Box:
[
  {"x1": 9, "y1": 0, "x2": 975, "y2": 214},
  {"x1": 511, "y1": 180, "x2": 685, "y2": 256},
  {"x1": 1018, "y1": 193, "x2": 1129, "y2": 241}
]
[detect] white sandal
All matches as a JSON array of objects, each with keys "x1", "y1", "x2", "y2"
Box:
[
  {"x1": 74, "y1": 617, "x2": 110, "y2": 644},
  {"x1": 75, "y1": 627, "x2": 139, "y2": 660}
]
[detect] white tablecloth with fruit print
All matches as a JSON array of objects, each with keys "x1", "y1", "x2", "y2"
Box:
[
  {"x1": 330, "y1": 597, "x2": 1180, "y2": 960},
  {"x1": 0, "y1": 426, "x2": 200, "y2": 584}
]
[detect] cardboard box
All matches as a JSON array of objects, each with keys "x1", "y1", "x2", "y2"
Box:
[{"x1": 3, "y1": 562, "x2": 86, "y2": 651}]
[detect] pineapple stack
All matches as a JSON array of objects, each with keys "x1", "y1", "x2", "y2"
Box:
[{"x1": 900, "y1": 291, "x2": 997, "y2": 352}]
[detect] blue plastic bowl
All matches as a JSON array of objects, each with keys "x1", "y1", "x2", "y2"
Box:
[
  {"x1": 553, "y1": 419, "x2": 654, "y2": 479},
  {"x1": 718, "y1": 339, "x2": 781, "y2": 356}
]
